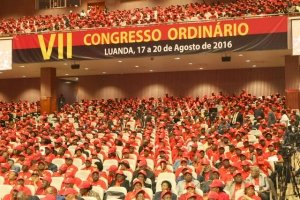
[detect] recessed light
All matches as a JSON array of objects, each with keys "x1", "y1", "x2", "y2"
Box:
[
  {"x1": 149, "y1": 70, "x2": 153, "y2": 72},
  {"x1": 0, "y1": 72, "x2": 3, "y2": 74},
  {"x1": 245, "y1": 60, "x2": 251, "y2": 63},
  {"x1": 75, "y1": 77, "x2": 79, "y2": 81},
  {"x1": 174, "y1": 57, "x2": 180, "y2": 60},
  {"x1": 102, "y1": 72, "x2": 107, "y2": 74},
  {"x1": 118, "y1": 60, "x2": 123, "y2": 63},
  {"x1": 188, "y1": 63, "x2": 193, "y2": 65},
  {"x1": 238, "y1": 54, "x2": 243, "y2": 57},
  {"x1": 84, "y1": 68, "x2": 89, "y2": 70},
  {"x1": 252, "y1": 65, "x2": 257, "y2": 68},
  {"x1": 135, "y1": 65, "x2": 139, "y2": 68},
  {"x1": 22, "y1": 75, "x2": 26, "y2": 78},
  {"x1": 65, "y1": 81, "x2": 71, "y2": 84},
  {"x1": 19, "y1": 65, "x2": 25, "y2": 68},
  {"x1": 65, "y1": 74, "x2": 69, "y2": 76},
  {"x1": 199, "y1": 68, "x2": 204, "y2": 70}
]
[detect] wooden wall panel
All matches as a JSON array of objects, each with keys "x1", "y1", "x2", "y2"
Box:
[{"x1": 77, "y1": 67, "x2": 285, "y2": 100}]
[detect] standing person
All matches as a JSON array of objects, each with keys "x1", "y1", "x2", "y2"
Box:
[
  {"x1": 267, "y1": 107, "x2": 276, "y2": 127},
  {"x1": 58, "y1": 94, "x2": 66, "y2": 111},
  {"x1": 231, "y1": 106, "x2": 243, "y2": 126}
]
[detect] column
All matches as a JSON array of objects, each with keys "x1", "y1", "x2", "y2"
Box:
[
  {"x1": 285, "y1": 55, "x2": 300, "y2": 109},
  {"x1": 40, "y1": 67, "x2": 57, "y2": 113}
]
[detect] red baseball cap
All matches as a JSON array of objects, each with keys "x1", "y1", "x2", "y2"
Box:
[
  {"x1": 79, "y1": 181, "x2": 91, "y2": 189},
  {"x1": 210, "y1": 180, "x2": 224, "y2": 188}
]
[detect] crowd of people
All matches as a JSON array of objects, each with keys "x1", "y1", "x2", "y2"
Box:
[
  {"x1": 0, "y1": 91, "x2": 298, "y2": 200},
  {"x1": 0, "y1": 0, "x2": 300, "y2": 35}
]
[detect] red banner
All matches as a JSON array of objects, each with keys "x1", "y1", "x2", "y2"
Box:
[{"x1": 13, "y1": 16, "x2": 288, "y2": 63}]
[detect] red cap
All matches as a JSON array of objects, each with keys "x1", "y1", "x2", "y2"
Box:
[
  {"x1": 138, "y1": 160, "x2": 147, "y2": 167},
  {"x1": 133, "y1": 179, "x2": 143, "y2": 185},
  {"x1": 79, "y1": 181, "x2": 91, "y2": 189},
  {"x1": 108, "y1": 165, "x2": 118, "y2": 172},
  {"x1": 64, "y1": 177, "x2": 75, "y2": 184},
  {"x1": 185, "y1": 182, "x2": 196, "y2": 189},
  {"x1": 41, "y1": 176, "x2": 52, "y2": 183},
  {"x1": 116, "y1": 170, "x2": 126, "y2": 176},
  {"x1": 183, "y1": 169, "x2": 193, "y2": 175},
  {"x1": 138, "y1": 170, "x2": 147, "y2": 177},
  {"x1": 210, "y1": 180, "x2": 224, "y2": 188}
]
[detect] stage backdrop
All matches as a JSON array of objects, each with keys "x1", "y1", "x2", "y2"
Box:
[{"x1": 13, "y1": 16, "x2": 288, "y2": 63}]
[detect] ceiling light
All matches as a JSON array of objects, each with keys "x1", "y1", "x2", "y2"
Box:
[
  {"x1": 252, "y1": 65, "x2": 257, "y2": 68},
  {"x1": 245, "y1": 60, "x2": 251, "y2": 63},
  {"x1": 188, "y1": 63, "x2": 193, "y2": 65},
  {"x1": 84, "y1": 68, "x2": 89, "y2": 70},
  {"x1": 135, "y1": 65, "x2": 139, "y2": 68},
  {"x1": 75, "y1": 77, "x2": 79, "y2": 81},
  {"x1": 65, "y1": 81, "x2": 71, "y2": 84},
  {"x1": 0, "y1": 72, "x2": 3, "y2": 74},
  {"x1": 22, "y1": 75, "x2": 26, "y2": 78},
  {"x1": 199, "y1": 67, "x2": 204, "y2": 70},
  {"x1": 238, "y1": 54, "x2": 243, "y2": 57},
  {"x1": 149, "y1": 70, "x2": 153, "y2": 72},
  {"x1": 65, "y1": 74, "x2": 69, "y2": 76},
  {"x1": 174, "y1": 57, "x2": 180, "y2": 60},
  {"x1": 19, "y1": 65, "x2": 25, "y2": 68},
  {"x1": 118, "y1": 60, "x2": 123, "y2": 63},
  {"x1": 102, "y1": 72, "x2": 107, "y2": 74}
]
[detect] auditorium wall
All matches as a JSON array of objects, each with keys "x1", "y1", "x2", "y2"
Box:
[
  {"x1": 0, "y1": 78, "x2": 77, "y2": 103},
  {"x1": 77, "y1": 67, "x2": 285, "y2": 100}
]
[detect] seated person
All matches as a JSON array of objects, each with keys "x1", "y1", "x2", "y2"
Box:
[
  {"x1": 179, "y1": 182, "x2": 203, "y2": 200},
  {"x1": 154, "y1": 180, "x2": 177, "y2": 200}
]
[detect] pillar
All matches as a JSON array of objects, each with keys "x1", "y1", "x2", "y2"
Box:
[
  {"x1": 40, "y1": 67, "x2": 57, "y2": 114},
  {"x1": 285, "y1": 55, "x2": 300, "y2": 109}
]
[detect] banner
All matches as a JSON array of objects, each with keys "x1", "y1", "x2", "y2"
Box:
[{"x1": 13, "y1": 16, "x2": 288, "y2": 63}]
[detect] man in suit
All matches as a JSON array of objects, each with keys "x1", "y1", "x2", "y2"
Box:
[{"x1": 231, "y1": 106, "x2": 243, "y2": 126}]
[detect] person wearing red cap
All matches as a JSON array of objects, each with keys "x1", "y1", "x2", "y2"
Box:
[
  {"x1": 133, "y1": 160, "x2": 155, "y2": 186},
  {"x1": 154, "y1": 159, "x2": 172, "y2": 177},
  {"x1": 109, "y1": 170, "x2": 130, "y2": 191},
  {"x1": 0, "y1": 162, "x2": 11, "y2": 178},
  {"x1": 90, "y1": 171, "x2": 107, "y2": 190},
  {"x1": 154, "y1": 180, "x2": 177, "y2": 200},
  {"x1": 179, "y1": 182, "x2": 203, "y2": 200},
  {"x1": 59, "y1": 177, "x2": 77, "y2": 195},
  {"x1": 81, "y1": 159, "x2": 96, "y2": 171},
  {"x1": 13, "y1": 177, "x2": 32, "y2": 195},
  {"x1": 119, "y1": 159, "x2": 133, "y2": 173},
  {"x1": 3, "y1": 186, "x2": 20, "y2": 200},
  {"x1": 125, "y1": 179, "x2": 148, "y2": 200},
  {"x1": 238, "y1": 183, "x2": 261, "y2": 200},
  {"x1": 18, "y1": 162, "x2": 32, "y2": 180},
  {"x1": 133, "y1": 189, "x2": 151, "y2": 200},
  {"x1": 4, "y1": 170, "x2": 18, "y2": 185},
  {"x1": 209, "y1": 180, "x2": 229, "y2": 200},
  {"x1": 78, "y1": 181, "x2": 101, "y2": 200},
  {"x1": 36, "y1": 176, "x2": 52, "y2": 195},
  {"x1": 64, "y1": 156, "x2": 78, "y2": 177},
  {"x1": 105, "y1": 165, "x2": 118, "y2": 186}
]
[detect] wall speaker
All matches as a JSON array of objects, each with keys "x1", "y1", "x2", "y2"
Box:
[
  {"x1": 221, "y1": 56, "x2": 231, "y2": 62},
  {"x1": 71, "y1": 64, "x2": 80, "y2": 69}
]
